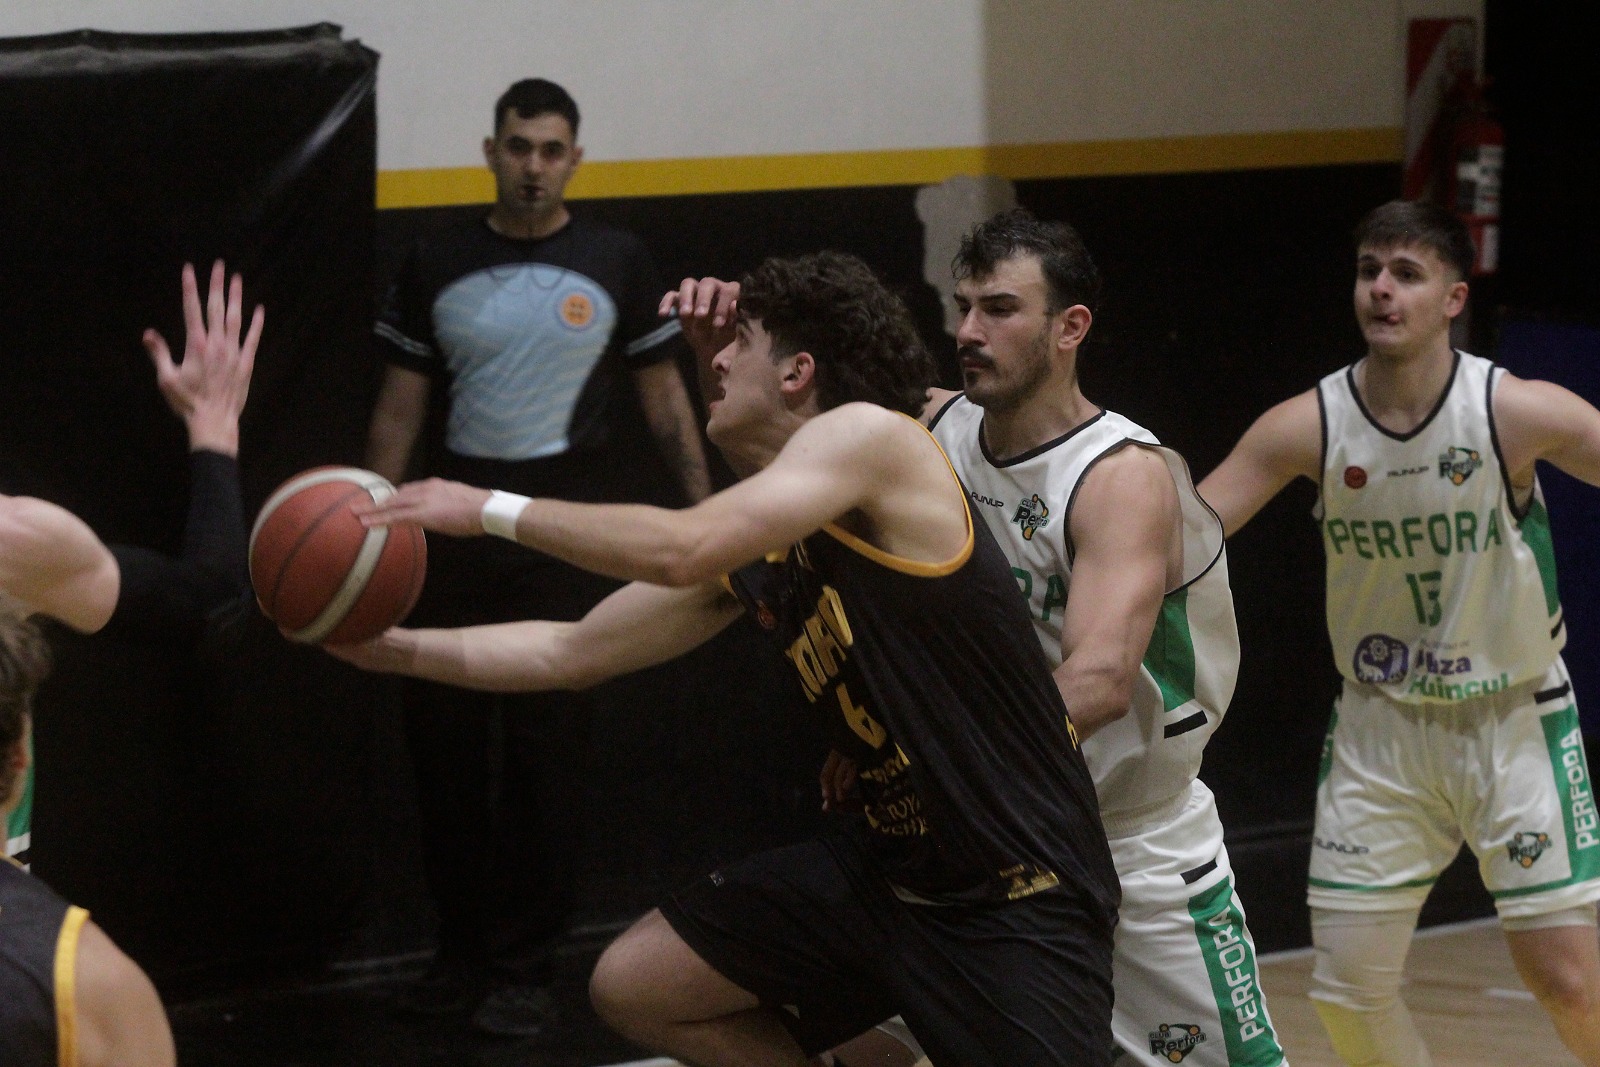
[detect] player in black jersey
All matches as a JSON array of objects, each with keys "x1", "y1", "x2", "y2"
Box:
[
  {"x1": 2, "y1": 611, "x2": 175, "y2": 1067},
  {"x1": 333, "y1": 250, "x2": 1120, "y2": 1066}
]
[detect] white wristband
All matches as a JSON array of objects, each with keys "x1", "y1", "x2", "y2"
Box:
[{"x1": 480, "y1": 490, "x2": 532, "y2": 540}]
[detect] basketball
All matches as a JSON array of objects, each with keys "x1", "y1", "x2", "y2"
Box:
[{"x1": 249, "y1": 467, "x2": 427, "y2": 644}]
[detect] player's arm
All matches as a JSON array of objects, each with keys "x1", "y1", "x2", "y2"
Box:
[
  {"x1": 359, "y1": 403, "x2": 932, "y2": 587},
  {"x1": 1057, "y1": 446, "x2": 1177, "y2": 738},
  {"x1": 1493, "y1": 373, "x2": 1600, "y2": 492},
  {"x1": 112, "y1": 260, "x2": 261, "y2": 632},
  {"x1": 328, "y1": 577, "x2": 742, "y2": 692},
  {"x1": 0, "y1": 497, "x2": 119, "y2": 634},
  {"x1": 633, "y1": 359, "x2": 713, "y2": 503},
  {"x1": 365, "y1": 365, "x2": 431, "y2": 485},
  {"x1": 1197, "y1": 388, "x2": 1322, "y2": 536},
  {"x1": 72, "y1": 918, "x2": 177, "y2": 1067}
]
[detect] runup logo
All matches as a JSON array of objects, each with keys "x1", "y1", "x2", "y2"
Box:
[
  {"x1": 1508, "y1": 831, "x2": 1551, "y2": 868},
  {"x1": 1438, "y1": 445, "x2": 1482, "y2": 485},
  {"x1": 1353, "y1": 634, "x2": 1409, "y2": 684},
  {"x1": 1148, "y1": 1023, "x2": 1207, "y2": 1062},
  {"x1": 1011, "y1": 494, "x2": 1050, "y2": 541}
]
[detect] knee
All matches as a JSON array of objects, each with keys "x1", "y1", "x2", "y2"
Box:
[
  {"x1": 1522, "y1": 955, "x2": 1600, "y2": 1018},
  {"x1": 1309, "y1": 908, "x2": 1415, "y2": 1012},
  {"x1": 589, "y1": 935, "x2": 651, "y2": 1039}
]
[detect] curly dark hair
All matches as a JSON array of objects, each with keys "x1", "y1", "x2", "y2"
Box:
[
  {"x1": 737, "y1": 251, "x2": 934, "y2": 416},
  {"x1": 953, "y1": 207, "x2": 1101, "y2": 315},
  {"x1": 0, "y1": 610, "x2": 51, "y2": 810},
  {"x1": 1354, "y1": 199, "x2": 1475, "y2": 281}
]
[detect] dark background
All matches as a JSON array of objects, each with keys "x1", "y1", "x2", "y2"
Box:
[{"x1": 0, "y1": 0, "x2": 1596, "y2": 1003}]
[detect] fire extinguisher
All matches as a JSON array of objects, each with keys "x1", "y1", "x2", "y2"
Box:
[{"x1": 1449, "y1": 78, "x2": 1504, "y2": 276}]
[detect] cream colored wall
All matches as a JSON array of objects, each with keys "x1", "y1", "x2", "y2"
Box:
[{"x1": 1, "y1": 0, "x2": 1480, "y2": 173}]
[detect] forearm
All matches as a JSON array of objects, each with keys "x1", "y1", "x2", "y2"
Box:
[
  {"x1": 636, "y1": 362, "x2": 713, "y2": 502},
  {"x1": 362, "y1": 622, "x2": 578, "y2": 692},
  {"x1": 339, "y1": 580, "x2": 738, "y2": 690},
  {"x1": 507, "y1": 497, "x2": 711, "y2": 586},
  {"x1": 366, "y1": 367, "x2": 430, "y2": 485},
  {"x1": 366, "y1": 417, "x2": 420, "y2": 486},
  {"x1": 108, "y1": 451, "x2": 248, "y2": 634},
  {"x1": 648, "y1": 406, "x2": 712, "y2": 504}
]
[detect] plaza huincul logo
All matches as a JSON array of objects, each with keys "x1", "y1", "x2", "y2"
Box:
[
  {"x1": 1353, "y1": 634, "x2": 1409, "y2": 684},
  {"x1": 1438, "y1": 445, "x2": 1482, "y2": 485},
  {"x1": 1011, "y1": 494, "x2": 1050, "y2": 541},
  {"x1": 1148, "y1": 1023, "x2": 1207, "y2": 1062}
]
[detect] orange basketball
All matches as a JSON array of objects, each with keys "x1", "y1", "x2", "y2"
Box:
[{"x1": 249, "y1": 467, "x2": 427, "y2": 644}]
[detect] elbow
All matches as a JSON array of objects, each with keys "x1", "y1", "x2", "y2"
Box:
[
  {"x1": 652, "y1": 525, "x2": 729, "y2": 588},
  {"x1": 655, "y1": 552, "x2": 717, "y2": 589}
]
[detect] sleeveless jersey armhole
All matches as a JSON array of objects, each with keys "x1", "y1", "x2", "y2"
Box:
[{"x1": 54, "y1": 904, "x2": 88, "y2": 1067}]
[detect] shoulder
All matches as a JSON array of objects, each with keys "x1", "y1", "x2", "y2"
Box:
[
  {"x1": 783, "y1": 404, "x2": 933, "y2": 471},
  {"x1": 1491, "y1": 369, "x2": 1573, "y2": 424},
  {"x1": 1491, "y1": 369, "x2": 1600, "y2": 453},
  {"x1": 73, "y1": 919, "x2": 175, "y2": 1067},
  {"x1": 1073, "y1": 444, "x2": 1178, "y2": 524}
]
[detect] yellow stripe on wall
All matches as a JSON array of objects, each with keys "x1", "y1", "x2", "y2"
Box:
[{"x1": 375, "y1": 127, "x2": 1402, "y2": 210}]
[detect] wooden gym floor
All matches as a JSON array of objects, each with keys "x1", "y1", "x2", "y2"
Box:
[
  {"x1": 1258, "y1": 917, "x2": 1581, "y2": 1067},
  {"x1": 169, "y1": 917, "x2": 1586, "y2": 1066}
]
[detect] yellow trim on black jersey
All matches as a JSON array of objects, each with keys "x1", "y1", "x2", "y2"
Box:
[
  {"x1": 822, "y1": 416, "x2": 975, "y2": 576},
  {"x1": 55, "y1": 904, "x2": 87, "y2": 1067}
]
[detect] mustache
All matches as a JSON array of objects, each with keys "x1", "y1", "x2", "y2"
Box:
[{"x1": 957, "y1": 344, "x2": 992, "y2": 367}]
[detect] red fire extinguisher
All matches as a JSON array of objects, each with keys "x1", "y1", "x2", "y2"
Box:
[{"x1": 1449, "y1": 78, "x2": 1504, "y2": 276}]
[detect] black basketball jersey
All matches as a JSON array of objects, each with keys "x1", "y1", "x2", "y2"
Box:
[
  {"x1": 728, "y1": 489, "x2": 1118, "y2": 913},
  {"x1": 1, "y1": 856, "x2": 86, "y2": 1067}
]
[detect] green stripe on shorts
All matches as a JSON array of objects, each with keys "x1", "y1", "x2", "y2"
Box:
[
  {"x1": 1188, "y1": 877, "x2": 1285, "y2": 1066},
  {"x1": 1535, "y1": 705, "x2": 1600, "y2": 886},
  {"x1": 1316, "y1": 705, "x2": 1338, "y2": 786}
]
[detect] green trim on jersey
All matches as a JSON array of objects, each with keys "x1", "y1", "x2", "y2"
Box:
[
  {"x1": 1493, "y1": 707, "x2": 1600, "y2": 900},
  {"x1": 1520, "y1": 498, "x2": 1563, "y2": 618},
  {"x1": 4, "y1": 749, "x2": 31, "y2": 857},
  {"x1": 1188, "y1": 877, "x2": 1285, "y2": 1066},
  {"x1": 1143, "y1": 587, "x2": 1197, "y2": 713}
]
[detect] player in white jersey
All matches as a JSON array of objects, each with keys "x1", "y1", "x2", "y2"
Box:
[
  {"x1": 811, "y1": 209, "x2": 1286, "y2": 1066},
  {"x1": 1201, "y1": 199, "x2": 1600, "y2": 1067}
]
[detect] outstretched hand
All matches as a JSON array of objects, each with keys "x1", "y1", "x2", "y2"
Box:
[
  {"x1": 143, "y1": 260, "x2": 264, "y2": 457},
  {"x1": 660, "y1": 276, "x2": 740, "y2": 362},
  {"x1": 353, "y1": 477, "x2": 494, "y2": 538}
]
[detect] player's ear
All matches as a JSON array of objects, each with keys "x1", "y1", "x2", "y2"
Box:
[
  {"x1": 570, "y1": 144, "x2": 584, "y2": 169},
  {"x1": 482, "y1": 137, "x2": 497, "y2": 167},
  {"x1": 781, "y1": 352, "x2": 816, "y2": 392},
  {"x1": 1056, "y1": 304, "x2": 1092, "y2": 352},
  {"x1": 1444, "y1": 280, "x2": 1469, "y2": 318}
]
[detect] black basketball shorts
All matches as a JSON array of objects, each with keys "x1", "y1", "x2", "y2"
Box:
[{"x1": 659, "y1": 833, "x2": 1114, "y2": 1067}]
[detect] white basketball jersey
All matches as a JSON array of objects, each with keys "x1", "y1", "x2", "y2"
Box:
[
  {"x1": 930, "y1": 397, "x2": 1238, "y2": 820},
  {"x1": 1318, "y1": 351, "x2": 1564, "y2": 703}
]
